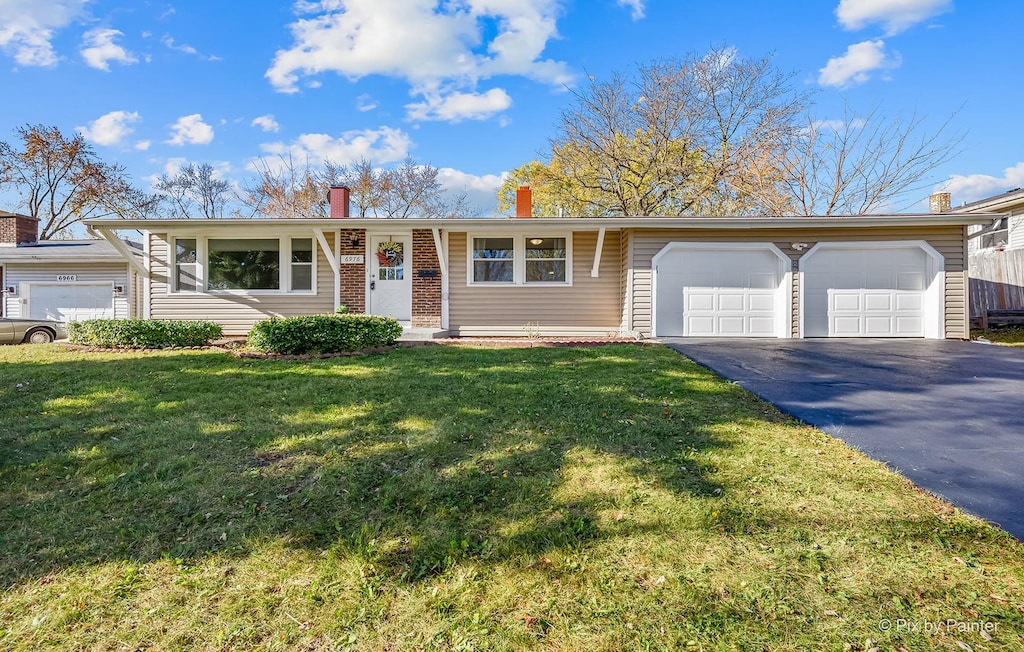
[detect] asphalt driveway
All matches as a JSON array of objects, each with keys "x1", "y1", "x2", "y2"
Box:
[{"x1": 662, "y1": 338, "x2": 1024, "y2": 540}]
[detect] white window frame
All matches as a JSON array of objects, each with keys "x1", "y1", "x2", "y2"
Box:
[
  {"x1": 289, "y1": 237, "x2": 316, "y2": 292},
  {"x1": 171, "y1": 236, "x2": 200, "y2": 293},
  {"x1": 466, "y1": 233, "x2": 573, "y2": 287},
  {"x1": 167, "y1": 235, "x2": 317, "y2": 295}
]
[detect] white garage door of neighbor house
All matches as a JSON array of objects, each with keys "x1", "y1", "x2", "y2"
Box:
[
  {"x1": 801, "y1": 246, "x2": 934, "y2": 338},
  {"x1": 29, "y1": 284, "x2": 114, "y2": 322},
  {"x1": 655, "y1": 245, "x2": 788, "y2": 337}
]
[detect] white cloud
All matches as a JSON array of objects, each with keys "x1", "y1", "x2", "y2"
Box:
[
  {"x1": 405, "y1": 88, "x2": 512, "y2": 122},
  {"x1": 266, "y1": 0, "x2": 573, "y2": 122},
  {"x1": 836, "y1": 0, "x2": 951, "y2": 35},
  {"x1": 252, "y1": 114, "x2": 280, "y2": 132},
  {"x1": 806, "y1": 117, "x2": 868, "y2": 134},
  {"x1": 80, "y1": 28, "x2": 137, "y2": 71},
  {"x1": 818, "y1": 39, "x2": 898, "y2": 88},
  {"x1": 0, "y1": 0, "x2": 88, "y2": 66},
  {"x1": 76, "y1": 110, "x2": 141, "y2": 146},
  {"x1": 438, "y1": 167, "x2": 504, "y2": 215},
  {"x1": 617, "y1": 0, "x2": 645, "y2": 20},
  {"x1": 166, "y1": 114, "x2": 215, "y2": 146},
  {"x1": 135, "y1": 140, "x2": 151, "y2": 151},
  {"x1": 356, "y1": 93, "x2": 378, "y2": 112},
  {"x1": 161, "y1": 35, "x2": 220, "y2": 61},
  {"x1": 256, "y1": 126, "x2": 412, "y2": 168},
  {"x1": 938, "y1": 163, "x2": 1024, "y2": 205}
]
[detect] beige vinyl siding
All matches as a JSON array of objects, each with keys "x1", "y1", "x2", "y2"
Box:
[
  {"x1": 149, "y1": 233, "x2": 335, "y2": 335},
  {"x1": 3, "y1": 263, "x2": 130, "y2": 319},
  {"x1": 448, "y1": 230, "x2": 622, "y2": 336},
  {"x1": 629, "y1": 226, "x2": 968, "y2": 339}
]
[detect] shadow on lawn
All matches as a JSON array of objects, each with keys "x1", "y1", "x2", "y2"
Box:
[{"x1": 0, "y1": 345, "x2": 753, "y2": 586}]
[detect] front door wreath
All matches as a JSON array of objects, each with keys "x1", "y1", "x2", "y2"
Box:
[{"x1": 376, "y1": 241, "x2": 403, "y2": 267}]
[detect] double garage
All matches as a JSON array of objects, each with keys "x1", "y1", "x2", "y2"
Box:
[{"x1": 651, "y1": 240, "x2": 946, "y2": 339}]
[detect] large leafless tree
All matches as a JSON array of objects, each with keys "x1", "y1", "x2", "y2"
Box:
[
  {"x1": 764, "y1": 107, "x2": 963, "y2": 215},
  {"x1": 154, "y1": 162, "x2": 242, "y2": 219},
  {"x1": 0, "y1": 124, "x2": 155, "y2": 238},
  {"x1": 246, "y1": 156, "x2": 471, "y2": 218},
  {"x1": 503, "y1": 48, "x2": 961, "y2": 216}
]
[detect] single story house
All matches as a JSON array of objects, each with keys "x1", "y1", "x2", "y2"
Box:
[
  {"x1": 0, "y1": 212, "x2": 141, "y2": 321},
  {"x1": 83, "y1": 187, "x2": 995, "y2": 340}
]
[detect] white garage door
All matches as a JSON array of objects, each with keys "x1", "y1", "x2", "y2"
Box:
[
  {"x1": 801, "y1": 245, "x2": 938, "y2": 338},
  {"x1": 654, "y1": 244, "x2": 789, "y2": 337},
  {"x1": 29, "y1": 284, "x2": 114, "y2": 322}
]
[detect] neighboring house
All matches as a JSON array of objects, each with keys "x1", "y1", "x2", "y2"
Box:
[
  {"x1": 941, "y1": 189, "x2": 1024, "y2": 318},
  {"x1": 0, "y1": 212, "x2": 140, "y2": 322},
  {"x1": 943, "y1": 188, "x2": 1024, "y2": 253},
  {"x1": 84, "y1": 187, "x2": 993, "y2": 340}
]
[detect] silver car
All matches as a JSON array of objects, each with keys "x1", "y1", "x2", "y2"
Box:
[{"x1": 0, "y1": 317, "x2": 66, "y2": 344}]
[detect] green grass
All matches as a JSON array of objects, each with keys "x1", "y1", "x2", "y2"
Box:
[
  {"x1": 1, "y1": 343, "x2": 1022, "y2": 651},
  {"x1": 973, "y1": 326, "x2": 1024, "y2": 347}
]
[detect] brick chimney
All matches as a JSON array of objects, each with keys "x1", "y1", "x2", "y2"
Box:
[
  {"x1": 0, "y1": 212, "x2": 39, "y2": 245},
  {"x1": 929, "y1": 192, "x2": 951, "y2": 214},
  {"x1": 515, "y1": 186, "x2": 533, "y2": 218},
  {"x1": 329, "y1": 186, "x2": 351, "y2": 218}
]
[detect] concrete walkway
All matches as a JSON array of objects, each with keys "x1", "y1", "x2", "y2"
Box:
[{"x1": 663, "y1": 338, "x2": 1024, "y2": 540}]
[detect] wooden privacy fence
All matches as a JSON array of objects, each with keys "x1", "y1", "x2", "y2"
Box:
[{"x1": 969, "y1": 248, "x2": 1024, "y2": 327}]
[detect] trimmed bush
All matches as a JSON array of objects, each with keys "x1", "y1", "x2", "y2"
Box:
[
  {"x1": 68, "y1": 319, "x2": 223, "y2": 349},
  {"x1": 248, "y1": 314, "x2": 403, "y2": 355}
]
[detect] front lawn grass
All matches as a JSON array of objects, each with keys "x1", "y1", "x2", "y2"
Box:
[{"x1": 1, "y1": 344, "x2": 1022, "y2": 650}]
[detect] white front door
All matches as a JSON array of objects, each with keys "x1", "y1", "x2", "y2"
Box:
[
  {"x1": 368, "y1": 235, "x2": 412, "y2": 321},
  {"x1": 28, "y1": 283, "x2": 114, "y2": 322}
]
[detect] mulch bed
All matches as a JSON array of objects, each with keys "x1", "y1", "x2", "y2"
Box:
[{"x1": 420, "y1": 337, "x2": 650, "y2": 348}]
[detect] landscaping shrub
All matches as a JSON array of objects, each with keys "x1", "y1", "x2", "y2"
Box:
[
  {"x1": 68, "y1": 319, "x2": 223, "y2": 349},
  {"x1": 248, "y1": 314, "x2": 403, "y2": 355}
]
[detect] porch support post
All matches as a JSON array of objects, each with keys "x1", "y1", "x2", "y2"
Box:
[
  {"x1": 591, "y1": 227, "x2": 606, "y2": 278},
  {"x1": 313, "y1": 228, "x2": 341, "y2": 311},
  {"x1": 87, "y1": 226, "x2": 148, "y2": 276},
  {"x1": 431, "y1": 228, "x2": 447, "y2": 276}
]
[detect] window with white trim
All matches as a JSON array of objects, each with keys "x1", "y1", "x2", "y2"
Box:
[
  {"x1": 290, "y1": 238, "x2": 314, "y2": 291},
  {"x1": 208, "y1": 238, "x2": 280, "y2": 290},
  {"x1": 525, "y1": 237, "x2": 567, "y2": 283},
  {"x1": 173, "y1": 238, "x2": 198, "y2": 292},
  {"x1": 469, "y1": 234, "x2": 572, "y2": 286},
  {"x1": 472, "y1": 237, "x2": 514, "y2": 283},
  {"x1": 167, "y1": 236, "x2": 317, "y2": 294}
]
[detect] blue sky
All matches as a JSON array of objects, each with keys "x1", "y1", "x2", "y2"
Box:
[{"x1": 0, "y1": 0, "x2": 1021, "y2": 215}]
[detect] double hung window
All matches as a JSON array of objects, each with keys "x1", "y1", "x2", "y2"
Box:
[{"x1": 469, "y1": 235, "x2": 570, "y2": 285}]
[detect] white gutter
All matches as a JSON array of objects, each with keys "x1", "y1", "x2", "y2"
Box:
[
  {"x1": 591, "y1": 227, "x2": 605, "y2": 278},
  {"x1": 87, "y1": 226, "x2": 148, "y2": 276},
  {"x1": 85, "y1": 213, "x2": 1001, "y2": 231}
]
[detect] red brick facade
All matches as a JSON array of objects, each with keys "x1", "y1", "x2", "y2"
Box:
[
  {"x1": 411, "y1": 229, "x2": 442, "y2": 327},
  {"x1": 0, "y1": 213, "x2": 39, "y2": 245},
  {"x1": 337, "y1": 228, "x2": 366, "y2": 313}
]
